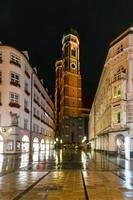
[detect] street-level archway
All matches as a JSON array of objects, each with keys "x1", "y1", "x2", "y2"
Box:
[
  {"x1": 115, "y1": 134, "x2": 125, "y2": 155},
  {"x1": 22, "y1": 135, "x2": 29, "y2": 152},
  {"x1": 0, "y1": 135, "x2": 4, "y2": 153},
  {"x1": 33, "y1": 137, "x2": 39, "y2": 152},
  {"x1": 45, "y1": 140, "x2": 50, "y2": 150},
  {"x1": 40, "y1": 139, "x2": 45, "y2": 151}
]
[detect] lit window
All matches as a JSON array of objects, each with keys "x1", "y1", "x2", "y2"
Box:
[
  {"x1": 113, "y1": 110, "x2": 121, "y2": 124},
  {"x1": 10, "y1": 72, "x2": 20, "y2": 85},
  {"x1": 113, "y1": 85, "x2": 121, "y2": 97},
  {"x1": 117, "y1": 112, "x2": 120, "y2": 123},
  {"x1": 10, "y1": 93, "x2": 19, "y2": 103}
]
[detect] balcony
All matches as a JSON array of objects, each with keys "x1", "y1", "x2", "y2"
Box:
[
  {"x1": 10, "y1": 60, "x2": 21, "y2": 67},
  {"x1": 33, "y1": 114, "x2": 40, "y2": 120},
  {"x1": 25, "y1": 89, "x2": 30, "y2": 96},
  {"x1": 25, "y1": 70, "x2": 30, "y2": 79},
  {"x1": 9, "y1": 102, "x2": 20, "y2": 108},
  {"x1": 10, "y1": 81, "x2": 21, "y2": 88},
  {"x1": 34, "y1": 98, "x2": 40, "y2": 107},
  {"x1": 24, "y1": 107, "x2": 30, "y2": 113}
]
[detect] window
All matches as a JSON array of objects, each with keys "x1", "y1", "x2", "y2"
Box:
[
  {"x1": 117, "y1": 45, "x2": 123, "y2": 54},
  {"x1": 33, "y1": 123, "x2": 36, "y2": 132},
  {"x1": 37, "y1": 110, "x2": 39, "y2": 116},
  {"x1": 34, "y1": 92, "x2": 37, "y2": 100},
  {"x1": 33, "y1": 107, "x2": 36, "y2": 115},
  {"x1": 0, "y1": 92, "x2": 1, "y2": 105},
  {"x1": 24, "y1": 99, "x2": 29, "y2": 113},
  {"x1": 10, "y1": 93, "x2": 19, "y2": 104},
  {"x1": 113, "y1": 85, "x2": 121, "y2": 97},
  {"x1": 10, "y1": 53, "x2": 21, "y2": 67},
  {"x1": 71, "y1": 47, "x2": 76, "y2": 57},
  {"x1": 0, "y1": 52, "x2": 2, "y2": 63},
  {"x1": 64, "y1": 45, "x2": 68, "y2": 56},
  {"x1": 24, "y1": 119, "x2": 28, "y2": 130},
  {"x1": 37, "y1": 125, "x2": 39, "y2": 133},
  {"x1": 25, "y1": 81, "x2": 28, "y2": 91},
  {"x1": 117, "y1": 112, "x2": 120, "y2": 123},
  {"x1": 10, "y1": 72, "x2": 20, "y2": 87},
  {"x1": 24, "y1": 99, "x2": 28, "y2": 109},
  {"x1": 25, "y1": 66, "x2": 30, "y2": 78},
  {"x1": 113, "y1": 109, "x2": 121, "y2": 124},
  {"x1": 25, "y1": 81, "x2": 30, "y2": 95},
  {"x1": 9, "y1": 93, "x2": 20, "y2": 108},
  {"x1": 0, "y1": 71, "x2": 2, "y2": 83}
]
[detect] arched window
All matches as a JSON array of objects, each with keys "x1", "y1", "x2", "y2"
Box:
[
  {"x1": 71, "y1": 47, "x2": 76, "y2": 57},
  {"x1": 64, "y1": 45, "x2": 68, "y2": 56}
]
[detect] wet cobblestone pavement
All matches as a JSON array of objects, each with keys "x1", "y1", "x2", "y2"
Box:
[{"x1": 0, "y1": 150, "x2": 133, "y2": 199}]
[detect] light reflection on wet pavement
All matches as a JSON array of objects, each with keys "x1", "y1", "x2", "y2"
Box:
[{"x1": 0, "y1": 150, "x2": 133, "y2": 199}]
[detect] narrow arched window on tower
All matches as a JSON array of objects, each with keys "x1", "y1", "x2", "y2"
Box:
[
  {"x1": 71, "y1": 47, "x2": 76, "y2": 57},
  {"x1": 64, "y1": 45, "x2": 68, "y2": 56}
]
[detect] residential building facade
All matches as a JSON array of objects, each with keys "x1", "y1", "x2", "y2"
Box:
[
  {"x1": 55, "y1": 29, "x2": 85, "y2": 145},
  {"x1": 0, "y1": 45, "x2": 55, "y2": 154},
  {"x1": 89, "y1": 27, "x2": 133, "y2": 159}
]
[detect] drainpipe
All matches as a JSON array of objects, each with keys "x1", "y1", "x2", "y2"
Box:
[{"x1": 29, "y1": 71, "x2": 34, "y2": 162}]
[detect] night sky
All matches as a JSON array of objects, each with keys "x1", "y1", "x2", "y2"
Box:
[{"x1": 1, "y1": 0, "x2": 133, "y2": 106}]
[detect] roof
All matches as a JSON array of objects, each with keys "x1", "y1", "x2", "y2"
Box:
[{"x1": 63, "y1": 28, "x2": 79, "y2": 38}]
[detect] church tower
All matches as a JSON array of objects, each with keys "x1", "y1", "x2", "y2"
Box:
[{"x1": 55, "y1": 28, "x2": 84, "y2": 145}]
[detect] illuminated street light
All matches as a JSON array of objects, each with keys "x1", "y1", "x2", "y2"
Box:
[
  {"x1": 56, "y1": 138, "x2": 59, "y2": 142},
  {"x1": 60, "y1": 139, "x2": 63, "y2": 144},
  {"x1": 82, "y1": 136, "x2": 87, "y2": 143}
]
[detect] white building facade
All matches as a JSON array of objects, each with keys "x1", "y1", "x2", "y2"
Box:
[
  {"x1": 89, "y1": 27, "x2": 133, "y2": 159},
  {"x1": 0, "y1": 45, "x2": 55, "y2": 154}
]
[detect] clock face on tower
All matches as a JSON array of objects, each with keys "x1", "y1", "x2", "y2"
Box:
[{"x1": 71, "y1": 63, "x2": 76, "y2": 69}]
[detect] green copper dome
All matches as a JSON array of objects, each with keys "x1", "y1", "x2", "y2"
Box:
[{"x1": 63, "y1": 28, "x2": 79, "y2": 38}]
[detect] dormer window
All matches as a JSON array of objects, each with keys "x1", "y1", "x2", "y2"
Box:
[{"x1": 117, "y1": 44, "x2": 123, "y2": 54}]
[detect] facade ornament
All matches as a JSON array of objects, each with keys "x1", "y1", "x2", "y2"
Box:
[{"x1": 10, "y1": 112, "x2": 19, "y2": 126}]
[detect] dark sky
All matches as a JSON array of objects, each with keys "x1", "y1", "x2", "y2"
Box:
[{"x1": 1, "y1": 0, "x2": 133, "y2": 105}]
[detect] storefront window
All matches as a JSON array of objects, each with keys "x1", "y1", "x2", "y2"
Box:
[
  {"x1": 16, "y1": 141, "x2": 21, "y2": 151},
  {"x1": 7, "y1": 140, "x2": 14, "y2": 151}
]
